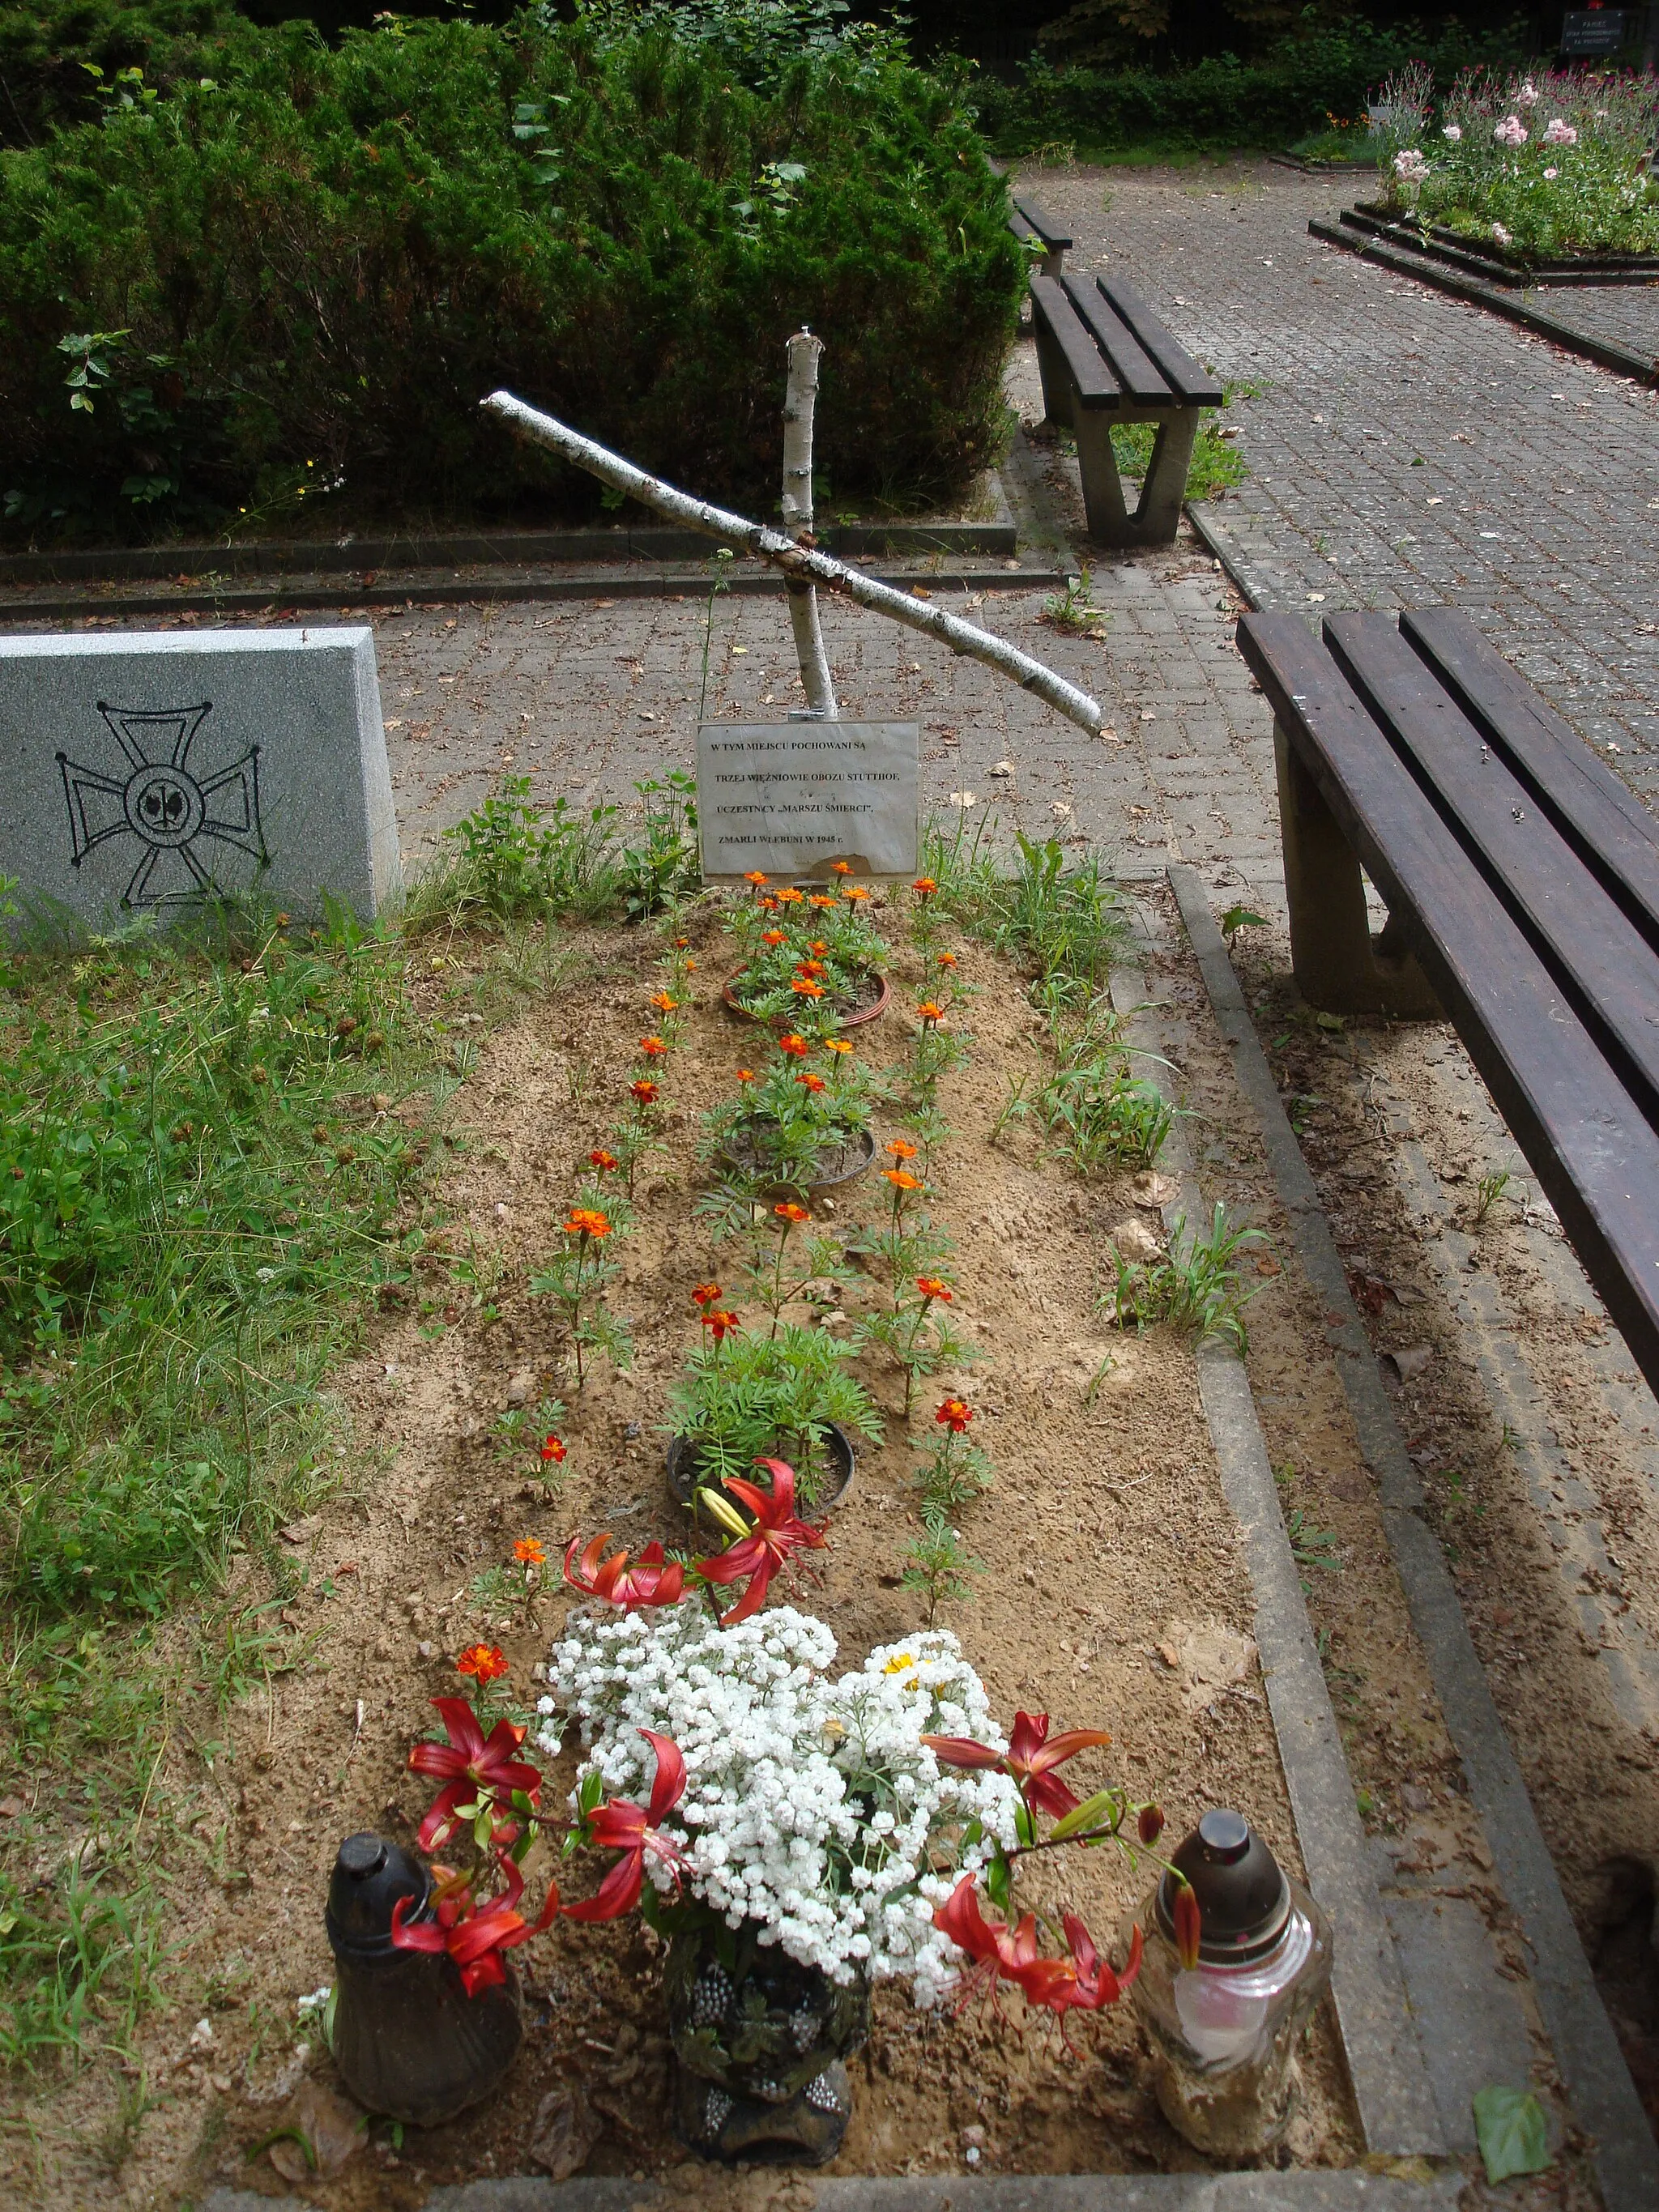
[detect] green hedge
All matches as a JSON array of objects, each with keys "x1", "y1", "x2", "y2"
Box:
[
  {"x1": 973, "y1": 16, "x2": 1531, "y2": 152},
  {"x1": 0, "y1": 8, "x2": 1024, "y2": 539}
]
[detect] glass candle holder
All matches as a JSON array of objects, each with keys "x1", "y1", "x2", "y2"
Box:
[{"x1": 1127, "y1": 1807, "x2": 1332, "y2": 2158}]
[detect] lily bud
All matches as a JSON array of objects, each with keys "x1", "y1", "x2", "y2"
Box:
[
  {"x1": 1172, "y1": 1878, "x2": 1202, "y2": 1971},
  {"x1": 696, "y1": 1486, "x2": 751, "y2": 1539},
  {"x1": 1137, "y1": 1803, "x2": 1166, "y2": 1847}
]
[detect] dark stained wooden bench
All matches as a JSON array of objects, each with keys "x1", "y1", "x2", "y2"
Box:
[
  {"x1": 1237, "y1": 603, "x2": 1659, "y2": 1395},
  {"x1": 1030, "y1": 272, "x2": 1223, "y2": 548},
  {"x1": 1008, "y1": 192, "x2": 1072, "y2": 276}
]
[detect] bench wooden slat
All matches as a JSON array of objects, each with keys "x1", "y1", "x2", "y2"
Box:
[
  {"x1": 1010, "y1": 193, "x2": 1073, "y2": 252},
  {"x1": 1401, "y1": 607, "x2": 1659, "y2": 957},
  {"x1": 1061, "y1": 275, "x2": 1172, "y2": 404},
  {"x1": 1326, "y1": 611, "x2": 1659, "y2": 1133},
  {"x1": 1237, "y1": 609, "x2": 1659, "y2": 1389},
  {"x1": 1029, "y1": 273, "x2": 1122, "y2": 407},
  {"x1": 1097, "y1": 276, "x2": 1224, "y2": 405}
]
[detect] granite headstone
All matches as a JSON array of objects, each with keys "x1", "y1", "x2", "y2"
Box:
[
  {"x1": 0, "y1": 626, "x2": 401, "y2": 927},
  {"x1": 696, "y1": 719, "x2": 919, "y2": 880}
]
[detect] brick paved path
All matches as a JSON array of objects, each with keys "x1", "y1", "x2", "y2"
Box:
[{"x1": 1020, "y1": 160, "x2": 1659, "y2": 805}]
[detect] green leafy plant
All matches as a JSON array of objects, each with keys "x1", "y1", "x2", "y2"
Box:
[
  {"x1": 1039, "y1": 569, "x2": 1107, "y2": 633},
  {"x1": 1103, "y1": 1204, "x2": 1265, "y2": 1353},
  {"x1": 913, "y1": 1395, "x2": 995, "y2": 1514},
  {"x1": 900, "y1": 1515, "x2": 982, "y2": 1624},
  {"x1": 856, "y1": 1271, "x2": 974, "y2": 1417},
  {"x1": 528, "y1": 1204, "x2": 631, "y2": 1388},
  {"x1": 666, "y1": 1318, "x2": 881, "y2": 1501}
]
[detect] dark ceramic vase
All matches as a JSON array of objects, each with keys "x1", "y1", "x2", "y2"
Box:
[
  {"x1": 665, "y1": 1421, "x2": 856, "y2": 1516},
  {"x1": 664, "y1": 1918, "x2": 868, "y2": 2163},
  {"x1": 326, "y1": 1832, "x2": 523, "y2": 2125}
]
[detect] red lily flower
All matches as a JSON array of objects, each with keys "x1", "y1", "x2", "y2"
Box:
[
  {"x1": 564, "y1": 1532, "x2": 687, "y2": 1609},
  {"x1": 921, "y1": 1710, "x2": 1114, "y2": 1822},
  {"x1": 694, "y1": 1458, "x2": 826, "y2": 1625},
  {"x1": 565, "y1": 1731, "x2": 689, "y2": 1921},
  {"x1": 932, "y1": 1876, "x2": 1042, "y2": 2009},
  {"x1": 1173, "y1": 1880, "x2": 1202, "y2": 1971},
  {"x1": 390, "y1": 1852, "x2": 559, "y2": 1997},
  {"x1": 407, "y1": 1697, "x2": 544, "y2": 1852}
]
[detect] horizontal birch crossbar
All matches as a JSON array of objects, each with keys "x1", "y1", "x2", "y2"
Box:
[{"x1": 480, "y1": 389, "x2": 1105, "y2": 739}]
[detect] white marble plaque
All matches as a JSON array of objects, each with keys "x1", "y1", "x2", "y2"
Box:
[{"x1": 697, "y1": 720, "x2": 919, "y2": 880}]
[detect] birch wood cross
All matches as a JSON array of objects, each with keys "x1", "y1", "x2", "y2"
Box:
[{"x1": 480, "y1": 385, "x2": 1106, "y2": 740}]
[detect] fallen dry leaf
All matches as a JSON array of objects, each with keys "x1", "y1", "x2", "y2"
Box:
[
  {"x1": 265, "y1": 2079, "x2": 366, "y2": 2182},
  {"x1": 530, "y1": 2083, "x2": 603, "y2": 2180}
]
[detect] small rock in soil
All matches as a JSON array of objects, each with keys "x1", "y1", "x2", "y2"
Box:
[
  {"x1": 506, "y1": 1370, "x2": 536, "y2": 1407},
  {"x1": 266, "y1": 2080, "x2": 366, "y2": 2181},
  {"x1": 530, "y1": 2083, "x2": 603, "y2": 2180}
]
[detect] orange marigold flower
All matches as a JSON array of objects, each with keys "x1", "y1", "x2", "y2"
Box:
[
  {"x1": 649, "y1": 991, "x2": 678, "y2": 1013},
  {"x1": 824, "y1": 1038, "x2": 853, "y2": 1055},
  {"x1": 589, "y1": 1149, "x2": 619, "y2": 1172},
  {"x1": 736, "y1": 1067, "x2": 754, "y2": 1083},
  {"x1": 809, "y1": 940, "x2": 830, "y2": 954},
  {"x1": 796, "y1": 1072, "x2": 827, "y2": 1093},
  {"x1": 514, "y1": 1536, "x2": 547, "y2": 1566},
  {"x1": 913, "y1": 877, "x2": 938, "y2": 898},
  {"x1": 692, "y1": 1282, "x2": 721, "y2": 1307},
  {"x1": 887, "y1": 1139, "x2": 919, "y2": 1160},
  {"x1": 565, "y1": 1208, "x2": 612, "y2": 1240},
  {"x1": 761, "y1": 929, "x2": 787, "y2": 948},
  {"x1": 701, "y1": 1308, "x2": 741, "y2": 1342},
  {"x1": 791, "y1": 978, "x2": 825, "y2": 998},
  {"x1": 776, "y1": 887, "x2": 804, "y2": 905},
  {"x1": 936, "y1": 951, "x2": 958, "y2": 968},
  {"x1": 759, "y1": 895, "x2": 779, "y2": 912},
  {"x1": 795, "y1": 959, "x2": 827, "y2": 979},
  {"x1": 744, "y1": 871, "x2": 770, "y2": 888},
  {"x1": 629, "y1": 1079, "x2": 659, "y2": 1106},
  {"x1": 883, "y1": 1169, "x2": 922, "y2": 1191},
  {"x1": 916, "y1": 1276, "x2": 952, "y2": 1301},
  {"x1": 917, "y1": 1002, "x2": 945, "y2": 1023},
  {"x1": 674, "y1": 936, "x2": 690, "y2": 948},
  {"x1": 808, "y1": 894, "x2": 837, "y2": 910},
  {"x1": 936, "y1": 1397, "x2": 973, "y2": 1434},
  {"x1": 639, "y1": 1036, "x2": 668, "y2": 1057},
  {"x1": 842, "y1": 884, "x2": 870, "y2": 901},
  {"x1": 778, "y1": 1034, "x2": 809, "y2": 1058},
  {"x1": 456, "y1": 1643, "x2": 510, "y2": 1683},
  {"x1": 684, "y1": 959, "x2": 697, "y2": 972},
  {"x1": 539, "y1": 1434, "x2": 568, "y2": 1463},
  {"x1": 830, "y1": 860, "x2": 852, "y2": 876},
  {"x1": 774, "y1": 1202, "x2": 811, "y2": 1225}
]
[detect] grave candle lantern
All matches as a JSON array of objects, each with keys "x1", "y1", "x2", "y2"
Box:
[
  {"x1": 1126, "y1": 1808, "x2": 1332, "y2": 2157},
  {"x1": 326, "y1": 1831, "x2": 523, "y2": 2125}
]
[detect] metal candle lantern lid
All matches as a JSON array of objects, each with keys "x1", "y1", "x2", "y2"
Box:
[
  {"x1": 326, "y1": 1832, "x2": 431, "y2": 1961},
  {"x1": 1155, "y1": 1809, "x2": 1292, "y2": 1966}
]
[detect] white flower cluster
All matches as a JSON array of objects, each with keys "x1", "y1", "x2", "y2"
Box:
[{"x1": 539, "y1": 1606, "x2": 1021, "y2": 2003}]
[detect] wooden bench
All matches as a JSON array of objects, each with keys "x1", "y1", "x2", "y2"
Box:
[
  {"x1": 1237, "y1": 603, "x2": 1659, "y2": 1395},
  {"x1": 1008, "y1": 192, "x2": 1072, "y2": 276},
  {"x1": 1030, "y1": 272, "x2": 1223, "y2": 548}
]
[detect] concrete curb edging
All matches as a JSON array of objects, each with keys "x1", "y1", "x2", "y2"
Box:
[
  {"x1": 1166, "y1": 861, "x2": 1659, "y2": 2211},
  {"x1": 0, "y1": 561, "x2": 1068, "y2": 626},
  {"x1": 1306, "y1": 218, "x2": 1659, "y2": 385},
  {"x1": 1110, "y1": 945, "x2": 1444, "y2": 2160},
  {"x1": 207, "y1": 2174, "x2": 1465, "y2": 2210}
]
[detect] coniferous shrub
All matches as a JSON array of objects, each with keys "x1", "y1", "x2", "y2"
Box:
[{"x1": 0, "y1": 7, "x2": 1024, "y2": 540}]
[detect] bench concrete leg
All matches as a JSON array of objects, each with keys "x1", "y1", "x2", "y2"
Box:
[
  {"x1": 1034, "y1": 317, "x2": 1071, "y2": 429},
  {"x1": 1274, "y1": 721, "x2": 1442, "y2": 1021},
  {"x1": 1073, "y1": 413, "x2": 1197, "y2": 550},
  {"x1": 1073, "y1": 412, "x2": 1131, "y2": 543},
  {"x1": 1135, "y1": 414, "x2": 1199, "y2": 542}
]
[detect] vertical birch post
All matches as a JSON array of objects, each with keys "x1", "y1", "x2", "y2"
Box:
[{"x1": 780, "y1": 329, "x2": 838, "y2": 720}]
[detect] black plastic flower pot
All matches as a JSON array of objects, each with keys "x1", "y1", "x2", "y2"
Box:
[
  {"x1": 716, "y1": 1123, "x2": 875, "y2": 1204},
  {"x1": 666, "y1": 1421, "x2": 855, "y2": 1519}
]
